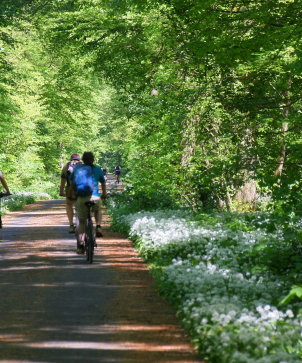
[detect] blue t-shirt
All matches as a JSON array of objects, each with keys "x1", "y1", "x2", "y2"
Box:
[
  {"x1": 71, "y1": 164, "x2": 105, "y2": 197},
  {"x1": 91, "y1": 165, "x2": 105, "y2": 196}
]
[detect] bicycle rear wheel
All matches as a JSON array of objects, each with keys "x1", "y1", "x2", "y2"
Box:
[
  {"x1": 74, "y1": 215, "x2": 81, "y2": 249},
  {"x1": 85, "y1": 219, "x2": 94, "y2": 264}
]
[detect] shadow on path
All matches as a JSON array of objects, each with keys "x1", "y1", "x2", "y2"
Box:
[{"x1": 0, "y1": 199, "x2": 204, "y2": 363}]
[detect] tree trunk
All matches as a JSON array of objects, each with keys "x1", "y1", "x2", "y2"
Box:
[{"x1": 274, "y1": 87, "x2": 290, "y2": 177}]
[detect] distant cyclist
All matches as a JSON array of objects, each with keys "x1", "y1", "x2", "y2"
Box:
[
  {"x1": 0, "y1": 171, "x2": 11, "y2": 195},
  {"x1": 115, "y1": 165, "x2": 121, "y2": 183},
  {"x1": 59, "y1": 154, "x2": 81, "y2": 233},
  {"x1": 71, "y1": 152, "x2": 107, "y2": 254}
]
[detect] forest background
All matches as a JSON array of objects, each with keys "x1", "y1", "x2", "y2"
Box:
[{"x1": 1, "y1": 0, "x2": 302, "y2": 212}]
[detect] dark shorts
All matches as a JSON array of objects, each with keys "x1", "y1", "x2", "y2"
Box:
[{"x1": 76, "y1": 195, "x2": 102, "y2": 222}]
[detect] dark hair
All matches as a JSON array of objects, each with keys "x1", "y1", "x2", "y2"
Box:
[{"x1": 82, "y1": 152, "x2": 94, "y2": 166}]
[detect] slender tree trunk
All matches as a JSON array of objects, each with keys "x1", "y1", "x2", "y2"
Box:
[
  {"x1": 180, "y1": 117, "x2": 198, "y2": 168},
  {"x1": 274, "y1": 88, "x2": 290, "y2": 178}
]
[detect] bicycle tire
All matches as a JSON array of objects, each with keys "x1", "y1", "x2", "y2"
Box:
[
  {"x1": 86, "y1": 219, "x2": 94, "y2": 264},
  {"x1": 87, "y1": 238, "x2": 93, "y2": 264},
  {"x1": 74, "y1": 216, "x2": 81, "y2": 249},
  {"x1": 85, "y1": 235, "x2": 89, "y2": 262}
]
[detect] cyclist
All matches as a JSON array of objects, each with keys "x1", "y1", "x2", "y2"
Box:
[
  {"x1": 59, "y1": 154, "x2": 81, "y2": 233},
  {"x1": 71, "y1": 152, "x2": 107, "y2": 254},
  {"x1": 0, "y1": 171, "x2": 11, "y2": 195},
  {"x1": 115, "y1": 165, "x2": 121, "y2": 183}
]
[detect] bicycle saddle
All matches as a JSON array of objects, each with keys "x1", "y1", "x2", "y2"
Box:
[{"x1": 85, "y1": 201, "x2": 96, "y2": 208}]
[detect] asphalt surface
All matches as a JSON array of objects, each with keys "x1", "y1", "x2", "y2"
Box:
[{"x1": 0, "y1": 196, "x2": 203, "y2": 363}]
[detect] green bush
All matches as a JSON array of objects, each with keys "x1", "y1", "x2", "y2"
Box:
[{"x1": 0, "y1": 191, "x2": 51, "y2": 215}]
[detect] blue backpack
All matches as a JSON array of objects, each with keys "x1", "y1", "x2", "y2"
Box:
[{"x1": 73, "y1": 164, "x2": 94, "y2": 197}]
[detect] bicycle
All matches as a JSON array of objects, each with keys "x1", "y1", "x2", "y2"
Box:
[
  {"x1": 0, "y1": 192, "x2": 10, "y2": 229},
  {"x1": 84, "y1": 201, "x2": 96, "y2": 264},
  {"x1": 75, "y1": 200, "x2": 96, "y2": 263}
]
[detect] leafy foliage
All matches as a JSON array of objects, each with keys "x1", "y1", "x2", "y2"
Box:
[{"x1": 1, "y1": 0, "x2": 302, "y2": 209}]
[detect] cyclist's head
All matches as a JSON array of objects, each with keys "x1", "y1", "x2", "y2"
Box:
[
  {"x1": 82, "y1": 152, "x2": 94, "y2": 166},
  {"x1": 70, "y1": 154, "x2": 81, "y2": 161}
]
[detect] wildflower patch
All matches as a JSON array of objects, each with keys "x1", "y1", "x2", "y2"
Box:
[{"x1": 111, "y1": 208, "x2": 302, "y2": 362}]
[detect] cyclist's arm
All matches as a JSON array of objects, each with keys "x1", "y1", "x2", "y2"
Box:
[
  {"x1": 59, "y1": 165, "x2": 67, "y2": 196},
  {"x1": 0, "y1": 172, "x2": 11, "y2": 195},
  {"x1": 101, "y1": 183, "x2": 107, "y2": 199},
  {"x1": 99, "y1": 171, "x2": 107, "y2": 198},
  {"x1": 59, "y1": 178, "x2": 66, "y2": 196}
]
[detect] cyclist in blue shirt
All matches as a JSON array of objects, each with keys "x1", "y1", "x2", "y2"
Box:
[{"x1": 71, "y1": 152, "x2": 107, "y2": 254}]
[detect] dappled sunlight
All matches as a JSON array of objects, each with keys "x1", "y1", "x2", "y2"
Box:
[
  {"x1": 4, "y1": 212, "x2": 66, "y2": 218},
  {"x1": 0, "y1": 264, "x2": 52, "y2": 269},
  {"x1": 3, "y1": 223, "x2": 68, "y2": 228},
  {"x1": 4, "y1": 322, "x2": 196, "y2": 359},
  {"x1": 27, "y1": 282, "x2": 123, "y2": 288},
  {"x1": 0, "y1": 334, "x2": 27, "y2": 343},
  {"x1": 22, "y1": 340, "x2": 191, "y2": 352},
  {"x1": 0, "y1": 241, "x2": 19, "y2": 246},
  {"x1": 14, "y1": 211, "x2": 66, "y2": 216},
  {"x1": 1, "y1": 321, "x2": 201, "y2": 362},
  {"x1": 69, "y1": 324, "x2": 173, "y2": 334},
  {"x1": 0, "y1": 200, "x2": 202, "y2": 362}
]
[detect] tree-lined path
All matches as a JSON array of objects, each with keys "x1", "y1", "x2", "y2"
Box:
[{"x1": 0, "y1": 198, "x2": 203, "y2": 363}]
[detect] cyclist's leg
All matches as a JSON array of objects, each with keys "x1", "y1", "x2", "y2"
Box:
[
  {"x1": 66, "y1": 197, "x2": 75, "y2": 232},
  {"x1": 92, "y1": 197, "x2": 102, "y2": 238},
  {"x1": 74, "y1": 211, "x2": 81, "y2": 249}
]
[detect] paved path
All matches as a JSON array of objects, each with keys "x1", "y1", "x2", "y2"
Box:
[{"x1": 0, "y1": 198, "x2": 204, "y2": 363}]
